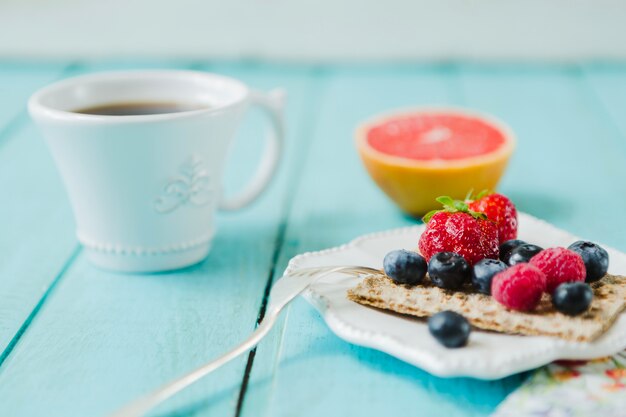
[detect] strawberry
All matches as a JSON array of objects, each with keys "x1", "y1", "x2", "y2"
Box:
[
  {"x1": 467, "y1": 190, "x2": 518, "y2": 244},
  {"x1": 418, "y1": 196, "x2": 499, "y2": 266}
]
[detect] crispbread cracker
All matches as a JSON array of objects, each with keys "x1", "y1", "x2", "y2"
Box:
[{"x1": 347, "y1": 272, "x2": 626, "y2": 342}]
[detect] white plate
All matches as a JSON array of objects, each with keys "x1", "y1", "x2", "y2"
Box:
[{"x1": 286, "y1": 212, "x2": 626, "y2": 380}]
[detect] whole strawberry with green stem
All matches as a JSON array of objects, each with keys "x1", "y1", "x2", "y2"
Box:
[
  {"x1": 419, "y1": 196, "x2": 500, "y2": 266},
  {"x1": 467, "y1": 190, "x2": 518, "y2": 244}
]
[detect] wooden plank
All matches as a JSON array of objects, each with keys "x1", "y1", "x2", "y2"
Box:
[
  {"x1": 241, "y1": 65, "x2": 529, "y2": 417},
  {"x1": 3, "y1": 62, "x2": 625, "y2": 417},
  {"x1": 580, "y1": 64, "x2": 626, "y2": 149},
  {"x1": 457, "y1": 64, "x2": 626, "y2": 249},
  {"x1": 0, "y1": 63, "x2": 79, "y2": 358},
  {"x1": 0, "y1": 62, "x2": 317, "y2": 417}
]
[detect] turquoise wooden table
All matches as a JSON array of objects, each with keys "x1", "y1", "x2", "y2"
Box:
[{"x1": 1, "y1": 60, "x2": 625, "y2": 417}]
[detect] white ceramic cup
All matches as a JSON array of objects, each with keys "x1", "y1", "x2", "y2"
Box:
[{"x1": 29, "y1": 70, "x2": 285, "y2": 273}]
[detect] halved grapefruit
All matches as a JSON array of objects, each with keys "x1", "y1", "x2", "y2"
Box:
[{"x1": 355, "y1": 108, "x2": 515, "y2": 216}]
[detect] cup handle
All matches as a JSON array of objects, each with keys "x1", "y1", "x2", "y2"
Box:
[{"x1": 218, "y1": 89, "x2": 286, "y2": 211}]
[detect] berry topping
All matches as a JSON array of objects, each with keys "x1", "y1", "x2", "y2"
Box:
[
  {"x1": 499, "y1": 239, "x2": 526, "y2": 264},
  {"x1": 552, "y1": 282, "x2": 593, "y2": 316},
  {"x1": 472, "y1": 258, "x2": 508, "y2": 295},
  {"x1": 568, "y1": 241, "x2": 609, "y2": 283},
  {"x1": 529, "y1": 247, "x2": 586, "y2": 293},
  {"x1": 427, "y1": 252, "x2": 471, "y2": 290},
  {"x1": 419, "y1": 196, "x2": 499, "y2": 265},
  {"x1": 507, "y1": 244, "x2": 543, "y2": 266},
  {"x1": 467, "y1": 190, "x2": 518, "y2": 244},
  {"x1": 383, "y1": 249, "x2": 427, "y2": 285},
  {"x1": 428, "y1": 311, "x2": 471, "y2": 348},
  {"x1": 491, "y1": 263, "x2": 547, "y2": 311}
]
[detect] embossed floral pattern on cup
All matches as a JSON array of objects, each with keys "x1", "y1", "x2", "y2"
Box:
[{"x1": 154, "y1": 156, "x2": 212, "y2": 214}]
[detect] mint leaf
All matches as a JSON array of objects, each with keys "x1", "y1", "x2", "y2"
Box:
[
  {"x1": 453, "y1": 201, "x2": 468, "y2": 212},
  {"x1": 422, "y1": 210, "x2": 439, "y2": 223},
  {"x1": 435, "y1": 196, "x2": 455, "y2": 208},
  {"x1": 475, "y1": 189, "x2": 491, "y2": 200}
]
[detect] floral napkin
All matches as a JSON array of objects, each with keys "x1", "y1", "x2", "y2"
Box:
[{"x1": 492, "y1": 350, "x2": 626, "y2": 417}]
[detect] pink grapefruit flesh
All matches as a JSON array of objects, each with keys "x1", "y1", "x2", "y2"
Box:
[{"x1": 366, "y1": 114, "x2": 507, "y2": 161}]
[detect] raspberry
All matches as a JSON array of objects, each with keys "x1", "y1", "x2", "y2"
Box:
[
  {"x1": 529, "y1": 247, "x2": 586, "y2": 293},
  {"x1": 491, "y1": 264, "x2": 546, "y2": 311}
]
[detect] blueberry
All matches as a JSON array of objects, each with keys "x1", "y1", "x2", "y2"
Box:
[
  {"x1": 568, "y1": 241, "x2": 609, "y2": 283},
  {"x1": 383, "y1": 249, "x2": 427, "y2": 285},
  {"x1": 508, "y1": 244, "x2": 543, "y2": 266},
  {"x1": 428, "y1": 311, "x2": 471, "y2": 348},
  {"x1": 552, "y1": 282, "x2": 593, "y2": 316},
  {"x1": 428, "y1": 252, "x2": 471, "y2": 290},
  {"x1": 499, "y1": 239, "x2": 526, "y2": 264},
  {"x1": 472, "y1": 258, "x2": 508, "y2": 295}
]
